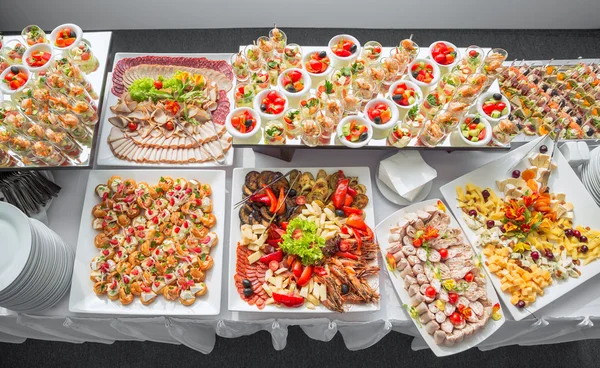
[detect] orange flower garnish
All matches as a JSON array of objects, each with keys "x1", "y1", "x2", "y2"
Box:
[{"x1": 422, "y1": 226, "x2": 439, "y2": 241}]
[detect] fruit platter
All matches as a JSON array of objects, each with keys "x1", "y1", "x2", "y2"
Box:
[
  {"x1": 70, "y1": 170, "x2": 225, "y2": 315},
  {"x1": 375, "y1": 199, "x2": 505, "y2": 356},
  {"x1": 227, "y1": 27, "x2": 520, "y2": 160},
  {"x1": 0, "y1": 25, "x2": 111, "y2": 170},
  {"x1": 228, "y1": 167, "x2": 381, "y2": 313},
  {"x1": 440, "y1": 138, "x2": 600, "y2": 320},
  {"x1": 97, "y1": 53, "x2": 235, "y2": 167},
  {"x1": 498, "y1": 58, "x2": 600, "y2": 141}
]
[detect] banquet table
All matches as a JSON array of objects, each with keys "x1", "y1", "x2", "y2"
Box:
[
  {"x1": 1, "y1": 145, "x2": 599, "y2": 353},
  {"x1": 1, "y1": 28, "x2": 600, "y2": 355}
]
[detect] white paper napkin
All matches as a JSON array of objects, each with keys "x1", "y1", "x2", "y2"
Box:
[{"x1": 379, "y1": 151, "x2": 437, "y2": 197}]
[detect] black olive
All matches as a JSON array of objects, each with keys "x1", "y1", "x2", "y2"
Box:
[
  {"x1": 576, "y1": 117, "x2": 583, "y2": 126},
  {"x1": 10, "y1": 66, "x2": 19, "y2": 74},
  {"x1": 373, "y1": 116, "x2": 381, "y2": 124},
  {"x1": 260, "y1": 103, "x2": 267, "y2": 112},
  {"x1": 412, "y1": 72, "x2": 419, "y2": 78},
  {"x1": 286, "y1": 85, "x2": 296, "y2": 93},
  {"x1": 341, "y1": 284, "x2": 350, "y2": 295},
  {"x1": 472, "y1": 117, "x2": 480, "y2": 124},
  {"x1": 349, "y1": 44, "x2": 357, "y2": 53},
  {"x1": 359, "y1": 132, "x2": 368, "y2": 141},
  {"x1": 335, "y1": 209, "x2": 345, "y2": 217},
  {"x1": 551, "y1": 90, "x2": 558, "y2": 97},
  {"x1": 318, "y1": 51, "x2": 327, "y2": 59},
  {"x1": 288, "y1": 189, "x2": 297, "y2": 197},
  {"x1": 541, "y1": 84, "x2": 549, "y2": 92},
  {"x1": 587, "y1": 129, "x2": 594, "y2": 137},
  {"x1": 245, "y1": 119, "x2": 253, "y2": 128},
  {"x1": 243, "y1": 288, "x2": 254, "y2": 297},
  {"x1": 392, "y1": 94, "x2": 402, "y2": 102},
  {"x1": 539, "y1": 145, "x2": 548, "y2": 154},
  {"x1": 493, "y1": 93, "x2": 502, "y2": 101},
  {"x1": 242, "y1": 279, "x2": 252, "y2": 288},
  {"x1": 523, "y1": 69, "x2": 530, "y2": 76}
]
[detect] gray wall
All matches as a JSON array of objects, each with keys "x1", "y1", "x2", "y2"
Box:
[{"x1": 1, "y1": 0, "x2": 600, "y2": 31}]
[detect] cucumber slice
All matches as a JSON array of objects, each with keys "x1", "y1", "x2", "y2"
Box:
[
  {"x1": 472, "y1": 137, "x2": 479, "y2": 142},
  {"x1": 501, "y1": 107, "x2": 509, "y2": 115},
  {"x1": 491, "y1": 110, "x2": 501, "y2": 118},
  {"x1": 462, "y1": 130, "x2": 470, "y2": 138}
]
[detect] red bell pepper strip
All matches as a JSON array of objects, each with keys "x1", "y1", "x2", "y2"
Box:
[
  {"x1": 267, "y1": 238, "x2": 283, "y2": 247},
  {"x1": 276, "y1": 187, "x2": 286, "y2": 215},
  {"x1": 259, "y1": 250, "x2": 283, "y2": 263},
  {"x1": 350, "y1": 227, "x2": 362, "y2": 254},
  {"x1": 342, "y1": 206, "x2": 362, "y2": 217},
  {"x1": 249, "y1": 194, "x2": 271, "y2": 205},
  {"x1": 333, "y1": 178, "x2": 350, "y2": 209},
  {"x1": 297, "y1": 265, "x2": 313, "y2": 287},
  {"x1": 335, "y1": 252, "x2": 359, "y2": 260},
  {"x1": 285, "y1": 255, "x2": 296, "y2": 269},
  {"x1": 347, "y1": 186, "x2": 357, "y2": 197},
  {"x1": 292, "y1": 260, "x2": 304, "y2": 279},
  {"x1": 354, "y1": 225, "x2": 374, "y2": 242},
  {"x1": 346, "y1": 213, "x2": 367, "y2": 230},
  {"x1": 280, "y1": 221, "x2": 289, "y2": 231},
  {"x1": 344, "y1": 194, "x2": 353, "y2": 206},
  {"x1": 314, "y1": 266, "x2": 328, "y2": 276},
  {"x1": 273, "y1": 292, "x2": 304, "y2": 307},
  {"x1": 264, "y1": 186, "x2": 278, "y2": 214}
]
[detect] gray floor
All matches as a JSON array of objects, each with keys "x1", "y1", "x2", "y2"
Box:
[{"x1": 1, "y1": 28, "x2": 599, "y2": 366}]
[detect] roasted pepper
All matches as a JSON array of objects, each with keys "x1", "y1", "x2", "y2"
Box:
[
  {"x1": 276, "y1": 187, "x2": 286, "y2": 215},
  {"x1": 259, "y1": 250, "x2": 283, "y2": 263},
  {"x1": 333, "y1": 178, "x2": 350, "y2": 209},
  {"x1": 272, "y1": 292, "x2": 304, "y2": 307},
  {"x1": 345, "y1": 213, "x2": 367, "y2": 230},
  {"x1": 264, "y1": 186, "x2": 278, "y2": 214}
]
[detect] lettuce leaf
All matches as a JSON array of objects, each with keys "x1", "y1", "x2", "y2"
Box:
[{"x1": 280, "y1": 218, "x2": 325, "y2": 265}]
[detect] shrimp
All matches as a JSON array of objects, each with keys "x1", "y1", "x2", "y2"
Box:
[
  {"x1": 117, "y1": 214, "x2": 131, "y2": 227},
  {"x1": 91, "y1": 204, "x2": 107, "y2": 218},
  {"x1": 200, "y1": 213, "x2": 216, "y2": 228},
  {"x1": 199, "y1": 255, "x2": 214, "y2": 271},
  {"x1": 119, "y1": 288, "x2": 134, "y2": 305},
  {"x1": 191, "y1": 225, "x2": 209, "y2": 238},
  {"x1": 94, "y1": 233, "x2": 110, "y2": 248},
  {"x1": 190, "y1": 268, "x2": 206, "y2": 282},
  {"x1": 130, "y1": 281, "x2": 142, "y2": 296},
  {"x1": 158, "y1": 176, "x2": 174, "y2": 192},
  {"x1": 163, "y1": 285, "x2": 179, "y2": 301},
  {"x1": 128, "y1": 251, "x2": 140, "y2": 266},
  {"x1": 33, "y1": 88, "x2": 50, "y2": 101},
  {"x1": 140, "y1": 240, "x2": 151, "y2": 257},
  {"x1": 59, "y1": 113, "x2": 79, "y2": 128},
  {"x1": 93, "y1": 282, "x2": 106, "y2": 295}
]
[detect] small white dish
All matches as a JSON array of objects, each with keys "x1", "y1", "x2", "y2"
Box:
[
  {"x1": 363, "y1": 97, "x2": 398, "y2": 132},
  {"x1": 277, "y1": 68, "x2": 312, "y2": 99},
  {"x1": 22, "y1": 43, "x2": 54, "y2": 73},
  {"x1": 337, "y1": 115, "x2": 372, "y2": 148},
  {"x1": 458, "y1": 114, "x2": 492, "y2": 147},
  {"x1": 0, "y1": 66, "x2": 30, "y2": 95},
  {"x1": 477, "y1": 92, "x2": 511, "y2": 124},
  {"x1": 328, "y1": 34, "x2": 361, "y2": 66},
  {"x1": 407, "y1": 58, "x2": 441, "y2": 88},
  {"x1": 301, "y1": 51, "x2": 333, "y2": 79},
  {"x1": 225, "y1": 107, "x2": 262, "y2": 141},
  {"x1": 376, "y1": 170, "x2": 432, "y2": 205},
  {"x1": 50, "y1": 23, "x2": 83, "y2": 51},
  {"x1": 428, "y1": 40, "x2": 461, "y2": 69},
  {"x1": 388, "y1": 79, "x2": 422, "y2": 113},
  {"x1": 253, "y1": 88, "x2": 288, "y2": 121}
]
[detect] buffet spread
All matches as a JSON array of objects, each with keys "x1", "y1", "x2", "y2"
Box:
[{"x1": 1, "y1": 24, "x2": 600, "y2": 356}]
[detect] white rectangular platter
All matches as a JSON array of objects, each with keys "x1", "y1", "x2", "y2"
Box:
[
  {"x1": 69, "y1": 169, "x2": 225, "y2": 315},
  {"x1": 96, "y1": 52, "x2": 235, "y2": 168},
  {"x1": 228, "y1": 166, "x2": 380, "y2": 313},
  {"x1": 440, "y1": 138, "x2": 600, "y2": 320},
  {"x1": 375, "y1": 198, "x2": 505, "y2": 356}
]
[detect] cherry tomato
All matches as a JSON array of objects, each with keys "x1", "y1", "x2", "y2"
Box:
[
  {"x1": 469, "y1": 50, "x2": 478, "y2": 57},
  {"x1": 297, "y1": 265, "x2": 313, "y2": 287},
  {"x1": 295, "y1": 196, "x2": 306, "y2": 205},
  {"x1": 449, "y1": 312, "x2": 463, "y2": 325},
  {"x1": 128, "y1": 122, "x2": 138, "y2": 132},
  {"x1": 231, "y1": 116, "x2": 241, "y2": 128},
  {"x1": 292, "y1": 261, "x2": 303, "y2": 279},
  {"x1": 309, "y1": 59, "x2": 322, "y2": 72},
  {"x1": 496, "y1": 102, "x2": 506, "y2": 111},
  {"x1": 448, "y1": 292, "x2": 458, "y2": 304},
  {"x1": 165, "y1": 121, "x2": 175, "y2": 131},
  {"x1": 464, "y1": 272, "x2": 474, "y2": 282},
  {"x1": 434, "y1": 54, "x2": 446, "y2": 64},
  {"x1": 439, "y1": 248, "x2": 448, "y2": 259},
  {"x1": 154, "y1": 80, "x2": 163, "y2": 89},
  {"x1": 267, "y1": 90, "x2": 279, "y2": 101},
  {"x1": 425, "y1": 286, "x2": 436, "y2": 298}
]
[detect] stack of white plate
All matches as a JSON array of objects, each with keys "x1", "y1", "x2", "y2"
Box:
[
  {"x1": 0, "y1": 202, "x2": 74, "y2": 313},
  {"x1": 581, "y1": 146, "x2": 600, "y2": 206}
]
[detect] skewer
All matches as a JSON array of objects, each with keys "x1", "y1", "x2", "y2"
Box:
[
  {"x1": 233, "y1": 169, "x2": 295, "y2": 208},
  {"x1": 540, "y1": 125, "x2": 563, "y2": 190},
  {"x1": 263, "y1": 174, "x2": 300, "y2": 228}
]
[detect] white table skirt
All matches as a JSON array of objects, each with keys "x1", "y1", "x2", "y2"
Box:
[{"x1": 1, "y1": 147, "x2": 600, "y2": 353}]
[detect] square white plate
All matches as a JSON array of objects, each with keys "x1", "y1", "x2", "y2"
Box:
[
  {"x1": 95, "y1": 52, "x2": 235, "y2": 168},
  {"x1": 69, "y1": 170, "x2": 225, "y2": 315},
  {"x1": 375, "y1": 198, "x2": 505, "y2": 356},
  {"x1": 227, "y1": 167, "x2": 380, "y2": 313},
  {"x1": 440, "y1": 139, "x2": 600, "y2": 320}
]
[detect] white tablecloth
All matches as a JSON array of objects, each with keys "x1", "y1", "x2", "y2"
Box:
[{"x1": 1, "y1": 147, "x2": 599, "y2": 353}]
